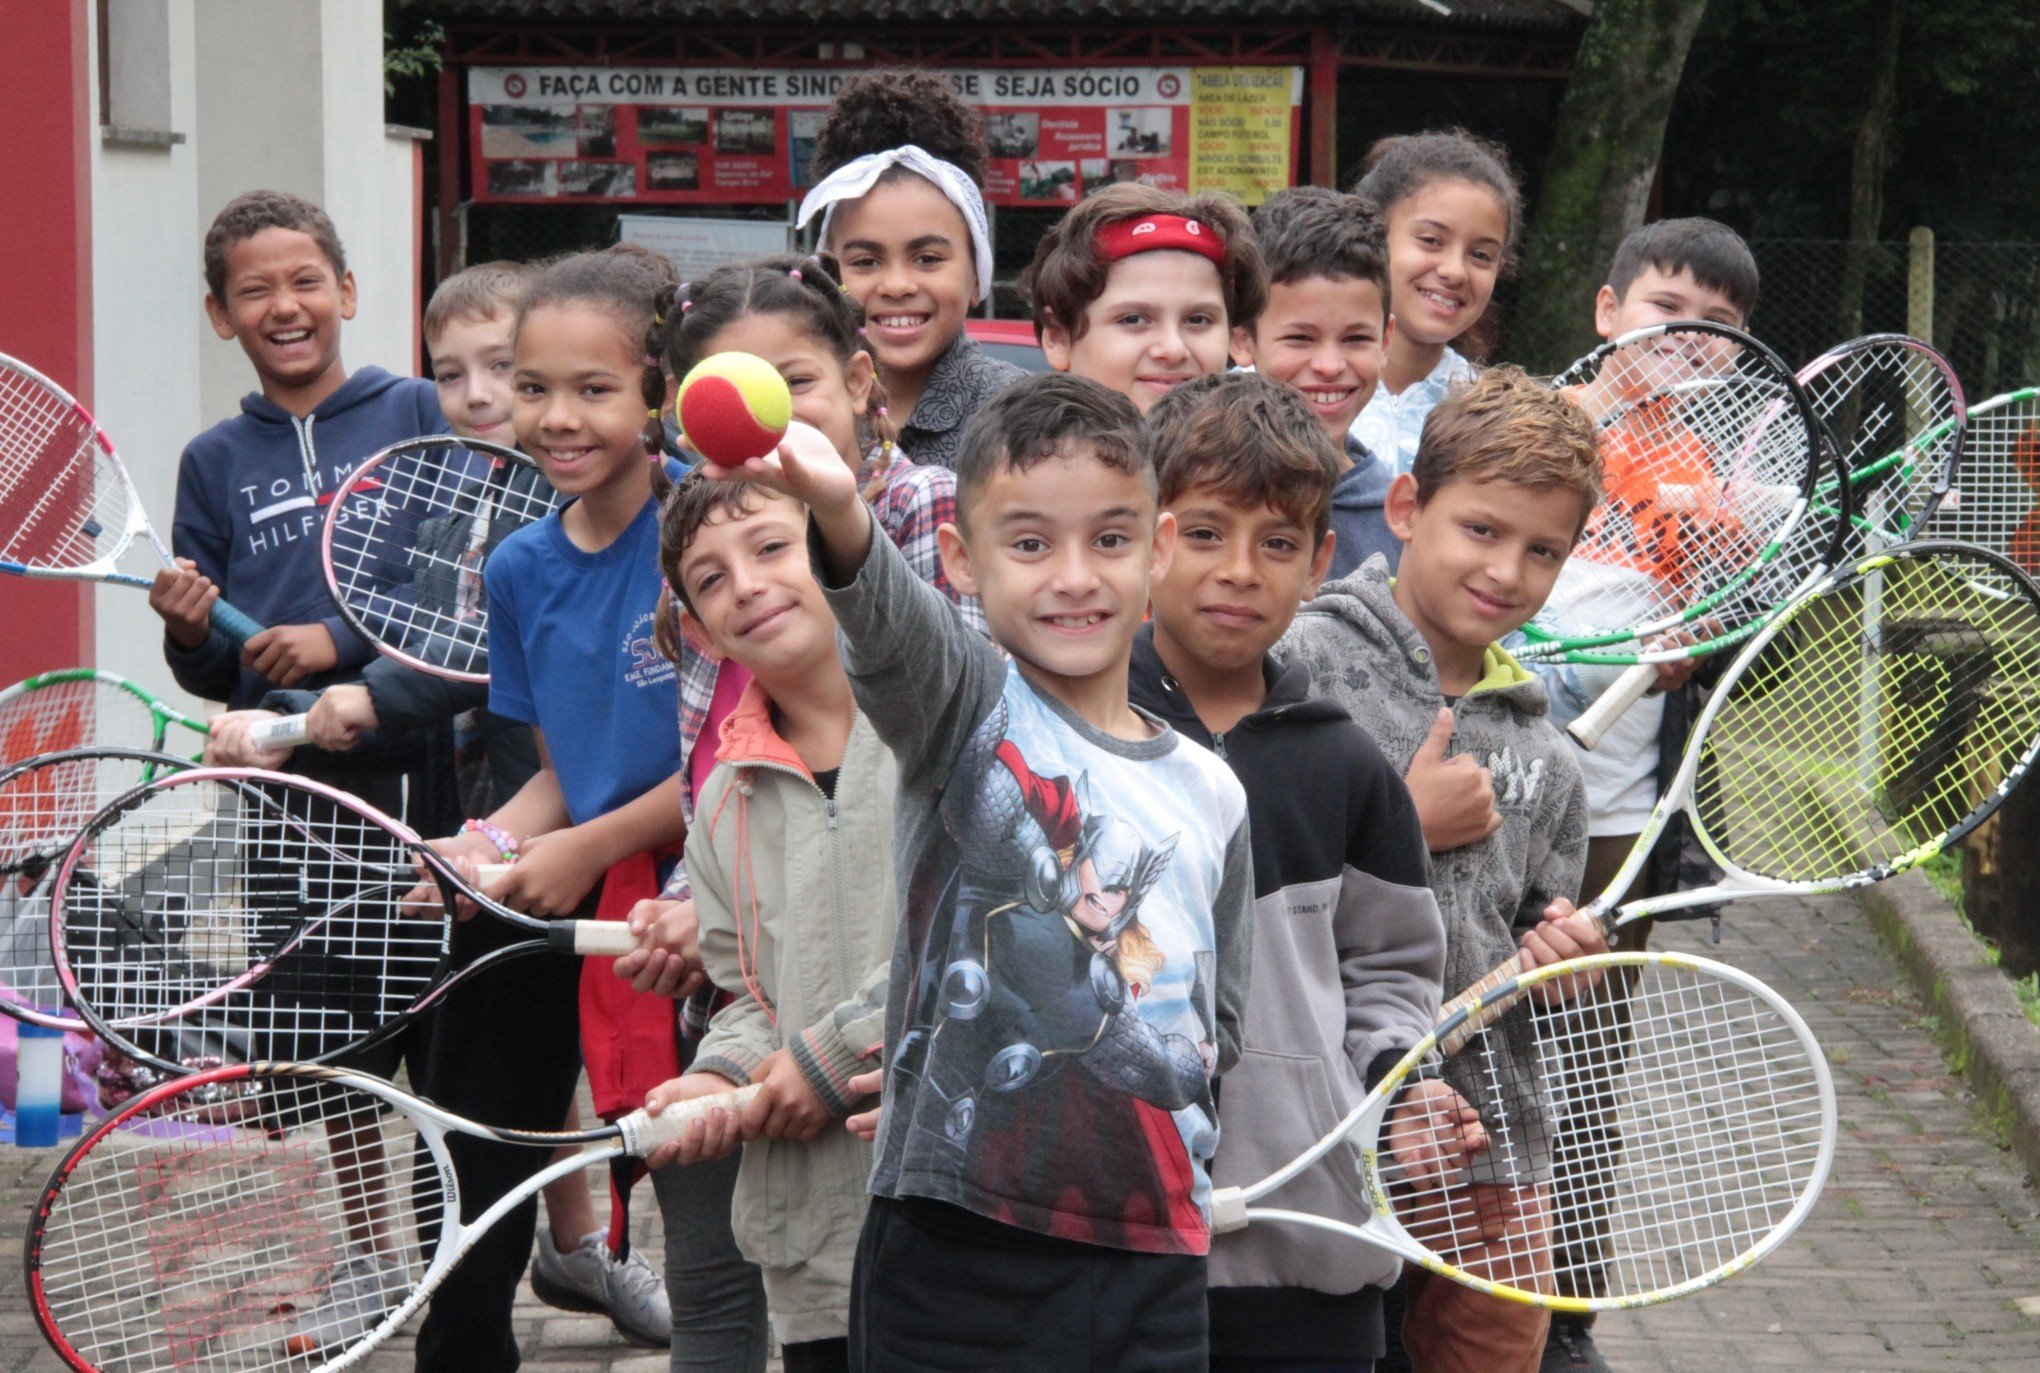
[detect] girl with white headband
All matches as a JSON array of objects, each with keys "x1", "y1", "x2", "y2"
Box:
[{"x1": 797, "y1": 70, "x2": 1023, "y2": 471}]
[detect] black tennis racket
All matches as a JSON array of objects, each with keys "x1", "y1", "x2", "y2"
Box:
[{"x1": 48, "y1": 767, "x2": 632, "y2": 1072}]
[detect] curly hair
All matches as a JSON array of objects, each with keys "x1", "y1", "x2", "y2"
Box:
[
  {"x1": 1353, "y1": 128, "x2": 1524, "y2": 265},
  {"x1": 203, "y1": 190, "x2": 346, "y2": 302},
  {"x1": 809, "y1": 69, "x2": 989, "y2": 186},
  {"x1": 1251, "y1": 187, "x2": 1389, "y2": 301},
  {"x1": 1019, "y1": 182, "x2": 1267, "y2": 341}
]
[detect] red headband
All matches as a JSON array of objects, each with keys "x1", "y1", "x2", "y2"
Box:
[{"x1": 1094, "y1": 214, "x2": 1228, "y2": 268}]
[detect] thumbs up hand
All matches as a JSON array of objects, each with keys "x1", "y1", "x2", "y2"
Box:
[{"x1": 1403, "y1": 708, "x2": 1502, "y2": 853}]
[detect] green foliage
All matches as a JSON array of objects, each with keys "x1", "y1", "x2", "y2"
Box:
[{"x1": 385, "y1": 17, "x2": 445, "y2": 100}]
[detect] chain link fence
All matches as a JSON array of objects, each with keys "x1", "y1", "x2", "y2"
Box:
[{"x1": 1495, "y1": 236, "x2": 2040, "y2": 403}]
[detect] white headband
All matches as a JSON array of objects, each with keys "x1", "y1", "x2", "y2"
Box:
[{"x1": 796, "y1": 145, "x2": 995, "y2": 299}]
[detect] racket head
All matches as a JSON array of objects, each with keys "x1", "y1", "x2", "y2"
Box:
[
  {"x1": 0, "y1": 352, "x2": 156, "y2": 577},
  {"x1": 0, "y1": 668, "x2": 209, "y2": 772},
  {"x1": 1921, "y1": 387, "x2": 2040, "y2": 572},
  {"x1": 48, "y1": 768, "x2": 458, "y2": 1073},
  {"x1": 322, "y1": 436, "x2": 556, "y2": 682},
  {"x1": 1800, "y1": 333, "x2": 1965, "y2": 548},
  {"x1": 1255, "y1": 951, "x2": 1835, "y2": 1310},
  {"x1": 1686, "y1": 539, "x2": 2040, "y2": 888},
  {"x1": 1523, "y1": 321, "x2": 1821, "y2": 660},
  {"x1": 26, "y1": 1061, "x2": 458, "y2": 1373}
]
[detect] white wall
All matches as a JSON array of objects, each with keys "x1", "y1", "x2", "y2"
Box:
[{"x1": 86, "y1": 0, "x2": 419, "y2": 706}]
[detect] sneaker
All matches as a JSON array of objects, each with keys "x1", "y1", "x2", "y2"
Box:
[
  {"x1": 1541, "y1": 1317, "x2": 1614, "y2": 1373},
  {"x1": 282, "y1": 1242, "x2": 408, "y2": 1357},
  {"x1": 530, "y1": 1227, "x2": 672, "y2": 1347}
]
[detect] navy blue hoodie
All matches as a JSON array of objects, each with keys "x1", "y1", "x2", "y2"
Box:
[
  {"x1": 1327, "y1": 434, "x2": 1400, "y2": 579},
  {"x1": 167, "y1": 366, "x2": 446, "y2": 706}
]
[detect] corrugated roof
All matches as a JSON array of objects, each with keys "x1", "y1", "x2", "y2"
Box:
[{"x1": 409, "y1": 0, "x2": 1585, "y2": 29}]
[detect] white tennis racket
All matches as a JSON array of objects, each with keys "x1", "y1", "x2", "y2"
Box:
[
  {"x1": 1212, "y1": 950, "x2": 1835, "y2": 1310},
  {"x1": 0, "y1": 354, "x2": 263, "y2": 641},
  {"x1": 26, "y1": 1060, "x2": 757, "y2": 1371}
]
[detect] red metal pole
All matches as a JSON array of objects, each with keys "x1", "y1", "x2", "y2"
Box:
[{"x1": 1308, "y1": 26, "x2": 1339, "y2": 188}]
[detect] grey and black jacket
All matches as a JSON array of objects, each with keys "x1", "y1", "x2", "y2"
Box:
[{"x1": 1129, "y1": 626, "x2": 1444, "y2": 1361}]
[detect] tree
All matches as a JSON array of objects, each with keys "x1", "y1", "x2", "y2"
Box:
[
  {"x1": 1834, "y1": 0, "x2": 1903, "y2": 341},
  {"x1": 1508, "y1": 0, "x2": 1713, "y2": 371}
]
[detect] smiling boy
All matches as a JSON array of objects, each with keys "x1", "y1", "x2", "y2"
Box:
[
  {"x1": 698, "y1": 374, "x2": 1253, "y2": 1371},
  {"x1": 150, "y1": 190, "x2": 445, "y2": 711},
  {"x1": 1021, "y1": 182, "x2": 1265, "y2": 414},
  {"x1": 1232, "y1": 187, "x2": 1401, "y2": 576}
]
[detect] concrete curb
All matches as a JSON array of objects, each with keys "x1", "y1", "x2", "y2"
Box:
[{"x1": 1855, "y1": 870, "x2": 2040, "y2": 1182}]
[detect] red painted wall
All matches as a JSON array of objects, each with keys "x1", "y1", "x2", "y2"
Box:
[{"x1": 0, "y1": 0, "x2": 93, "y2": 682}]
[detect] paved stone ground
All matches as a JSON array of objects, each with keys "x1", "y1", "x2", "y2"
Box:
[{"x1": 3, "y1": 892, "x2": 2037, "y2": 1371}]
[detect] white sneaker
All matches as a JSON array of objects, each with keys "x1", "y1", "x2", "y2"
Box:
[
  {"x1": 282, "y1": 1242, "x2": 408, "y2": 1357},
  {"x1": 530, "y1": 1227, "x2": 672, "y2": 1347}
]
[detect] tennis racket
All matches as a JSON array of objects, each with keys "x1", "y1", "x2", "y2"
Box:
[
  {"x1": 48, "y1": 767, "x2": 630, "y2": 1073},
  {"x1": 1513, "y1": 321, "x2": 1824, "y2": 673},
  {"x1": 1566, "y1": 333, "x2": 1966, "y2": 747},
  {"x1": 1453, "y1": 538, "x2": 2040, "y2": 1032},
  {"x1": 1211, "y1": 950, "x2": 1835, "y2": 1310},
  {"x1": 1, "y1": 748, "x2": 193, "y2": 1029},
  {"x1": 26, "y1": 1060, "x2": 758, "y2": 1371},
  {"x1": 1922, "y1": 388, "x2": 2040, "y2": 571},
  {"x1": 250, "y1": 437, "x2": 556, "y2": 752},
  {"x1": 0, "y1": 668, "x2": 211, "y2": 768},
  {"x1": 0, "y1": 353, "x2": 263, "y2": 641}
]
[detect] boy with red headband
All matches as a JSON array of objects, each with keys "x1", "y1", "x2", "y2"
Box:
[{"x1": 1021, "y1": 183, "x2": 1265, "y2": 414}]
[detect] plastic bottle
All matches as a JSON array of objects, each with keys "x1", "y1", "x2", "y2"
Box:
[{"x1": 15, "y1": 1023, "x2": 65, "y2": 1147}]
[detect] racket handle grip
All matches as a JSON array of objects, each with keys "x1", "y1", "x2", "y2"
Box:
[
  {"x1": 1436, "y1": 950, "x2": 1530, "y2": 1057},
  {"x1": 1566, "y1": 663, "x2": 1658, "y2": 751},
  {"x1": 475, "y1": 863, "x2": 512, "y2": 888},
  {"x1": 615, "y1": 1084, "x2": 763, "y2": 1156},
  {"x1": 549, "y1": 920, "x2": 642, "y2": 957},
  {"x1": 248, "y1": 714, "x2": 312, "y2": 751},
  {"x1": 208, "y1": 598, "x2": 266, "y2": 645}
]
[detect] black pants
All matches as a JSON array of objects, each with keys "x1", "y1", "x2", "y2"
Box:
[
  {"x1": 782, "y1": 1339, "x2": 850, "y2": 1373},
  {"x1": 850, "y1": 1197, "x2": 1207, "y2": 1372},
  {"x1": 409, "y1": 922, "x2": 587, "y2": 1373}
]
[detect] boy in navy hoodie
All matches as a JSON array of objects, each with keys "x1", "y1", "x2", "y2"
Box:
[
  {"x1": 150, "y1": 189, "x2": 447, "y2": 714},
  {"x1": 1130, "y1": 372, "x2": 1448, "y2": 1373}
]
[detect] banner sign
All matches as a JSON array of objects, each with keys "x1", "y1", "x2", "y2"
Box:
[{"x1": 468, "y1": 66, "x2": 1301, "y2": 208}]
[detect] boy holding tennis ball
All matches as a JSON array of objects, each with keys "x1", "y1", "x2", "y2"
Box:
[
  {"x1": 1279, "y1": 365, "x2": 1604, "y2": 1373},
  {"x1": 1229, "y1": 187, "x2": 1402, "y2": 577},
  {"x1": 637, "y1": 471, "x2": 897, "y2": 1373},
  {"x1": 697, "y1": 374, "x2": 1253, "y2": 1370},
  {"x1": 1127, "y1": 372, "x2": 1449, "y2": 1373}
]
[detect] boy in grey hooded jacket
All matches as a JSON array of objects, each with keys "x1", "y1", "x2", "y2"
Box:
[{"x1": 1278, "y1": 366, "x2": 1603, "y2": 1373}]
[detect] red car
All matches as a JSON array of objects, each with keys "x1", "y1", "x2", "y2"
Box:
[{"x1": 964, "y1": 317, "x2": 1050, "y2": 373}]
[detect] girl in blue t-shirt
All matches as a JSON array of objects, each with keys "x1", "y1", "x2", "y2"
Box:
[{"x1": 434, "y1": 249, "x2": 770, "y2": 1373}]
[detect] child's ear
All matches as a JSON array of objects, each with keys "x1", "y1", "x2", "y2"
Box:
[
  {"x1": 338, "y1": 270, "x2": 358, "y2": 322},
  {"x1": 1148, "y1": 509, "x2": 1178, "y2": 583},
  {"x1": 1039, "y1": 314, "x2": 1073, "y2": 374},
  {"x1": 936, "y1": 521, "x2": 978, "y2": 598},
  {"x1": 846, "y1": 349, "x2": 876, "y2": 418},
  {"x1": 1305, "y1": 528, "x2": 1336, "y2": 596},
  {"x1": 204, "y1": 293, "x2": 236, "y2": 342},
  {"x1": 1228, "y1": 325, "x2": 1256, "y2": 369},
  {"x1": 676, "y1": 605, "x2": 725, "y2": 662},
  {"x1": 1380, "y1": 312, "x2": 1395, "y2": 354},
  {"x1": 1383, "y1": 472, "x2": 1423, "y2": 542},
  {"x1": 1592, "y1": 284, "x2": 1620, "y2": 342}
]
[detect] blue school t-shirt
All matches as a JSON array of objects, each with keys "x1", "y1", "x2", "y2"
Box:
[{"x1": 485, "y1": 495, "x2": 679, "y2": 826}]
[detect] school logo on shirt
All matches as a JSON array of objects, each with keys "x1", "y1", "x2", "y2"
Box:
[{"x1": 621, "y1": 611, "x2": 676, "y2": 690}]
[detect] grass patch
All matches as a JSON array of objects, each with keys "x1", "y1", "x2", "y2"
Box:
[{"x1": 1920, "y1": 849, "x2": 2040, "y2": 1034}]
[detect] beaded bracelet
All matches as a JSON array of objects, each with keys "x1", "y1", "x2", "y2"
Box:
[{"x1": 461, "y1": 817, "x2": 519, "y2": 862}]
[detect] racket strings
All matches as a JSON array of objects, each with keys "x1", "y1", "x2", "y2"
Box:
[
  {"x1": 34, "y1": 1072, "x2": 443, "y2": 1373},
  {"x1": 1, "y1": 683, "x2": 162, "y2": 867},
  {"x1": 1385, "y1": 962, "x2": 1827, "y2": 1302},
  {"x1": 1924, "y1": 392, "x2": 2040, "y2": 572},
  {"x1": 1694, "y1": 550, "x2": 2040, "y2": 883},
  {"x1": 326, "y1": 446, "x2": 555, "y2": 676},
  {"x1": 59, "y1": 777, "x2": 451, "y2": 1068},
  {"x1": 1803, "y1": 345, "x2": 1960, "y2": 543},
  {"x1": 1538, "y1": 331, "x2": 1815, "y2": 650},
  {"x1": 0, "y1": 369, "x2": 133, "y2": 570}
]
